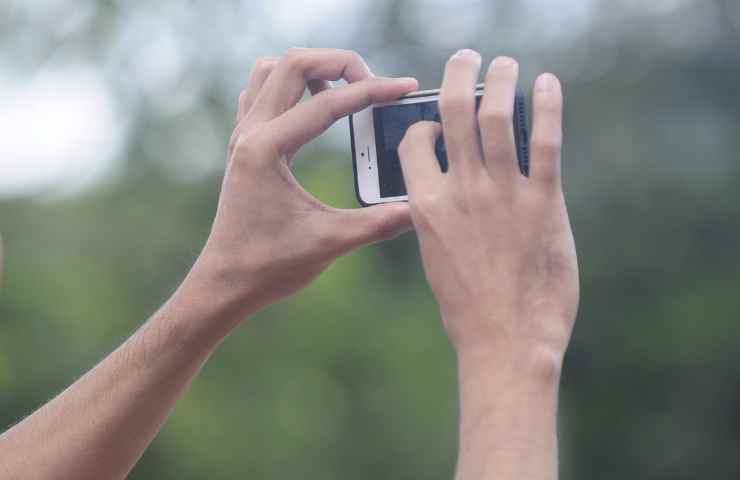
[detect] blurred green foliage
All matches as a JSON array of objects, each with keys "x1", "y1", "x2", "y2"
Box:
[{"x1": 4, "y1": 0, "x2": 740, "y2": 478}]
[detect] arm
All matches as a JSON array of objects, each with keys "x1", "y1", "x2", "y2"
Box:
[
  {"x1": 0, "y1": 48, "x2": 419, "y2": 480},
  {"x1": 398, "y1": 50, "x2": 579, "y2": 480}
]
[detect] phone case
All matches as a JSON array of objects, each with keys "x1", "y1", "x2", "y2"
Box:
[
  {"x1": 350, "y1": 87, "x2": 530, "y2": 207},
  {"x1": 514, "y1": 88, "x2": 530, "y2": 177}
]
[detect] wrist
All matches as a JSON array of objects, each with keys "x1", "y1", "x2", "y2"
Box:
[
  {"x1": 455, "y1": 342, "x2": 562, "y2": 442},
  {"x1": 454, "y1": 343, "x2": 562, "y2": 480},
  {"x1": 161, "y1": 248, "x2": 262, "y2": 353},
  {"x1": 456, "y1": 340, "x2": 564, "y2": 389},
  {"x1": 444, "y1": 307, "x2": 571, "y2": 383}
]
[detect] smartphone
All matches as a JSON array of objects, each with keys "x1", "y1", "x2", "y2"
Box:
[{"x1": 349, "y1": 84, "x2": 529, "y2": 206}]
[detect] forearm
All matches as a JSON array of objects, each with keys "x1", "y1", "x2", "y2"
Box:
[
  {"x1": 454, "y1": 340, "x2": 563, "y2": 480},
  {"x1": 0, "y1": 49, "x2": 419, "y2": 479},
  {"x1": 0, "y1": 260, "x2": 246, "y2": 480}
]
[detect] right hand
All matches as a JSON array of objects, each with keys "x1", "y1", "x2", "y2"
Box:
[{"x1": 398, "y1": 51, "x2": 579, "y2": 363}]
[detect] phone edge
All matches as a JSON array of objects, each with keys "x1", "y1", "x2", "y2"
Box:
[
  {"x1": 400, "y1": 83, "x2": 485, "y2": 100},
  {"x1": 349, "y1": 113, "x2": 377, "y2": 207},
  {"x1": 351, "y1": 85, "x2": 529, "y2": 207},
  {"x1": 513, "y1": 89, "x2": 530, "y2": 177}
]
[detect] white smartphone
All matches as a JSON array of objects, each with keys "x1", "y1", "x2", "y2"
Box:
[{"x1": 349, "y1": 84, "x2": 529, "y2": 206}]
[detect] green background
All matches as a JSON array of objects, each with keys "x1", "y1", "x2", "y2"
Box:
[{"x1": 3, "y1": 0, "x2": 740, "y2": 478}]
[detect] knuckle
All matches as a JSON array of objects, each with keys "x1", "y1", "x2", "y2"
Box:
[
  {"x1": 359, "y1": 78, "x2": 383, "y2": 105},
  {"x1": 313, "y1": 87, "x2": 333, "y2": 104},
  {"x1": 532, "y1": 135, "x2": 562, "y2": 159},
  {"x1": 440, "y1": 93, "x2": 473, "y2": 116},
  {"x1": 365, "y1": 75, "x2": 385, "y2": 91},
  {"x1": 469, "y1": 177, "x2": 493, "y2": 201},
  {"x1": 411, "y1": 204, "x2": 435, "y2": 231},
  {"x1": 283, "y1": 47, "x2": 307, "y2": 70},
  {"x1": 458, "y1": 184, "x2": 495, "y2": 214},
  {"x1": 231, "y1": 135, "x2": 253, "y2": 158},
  {"x1": 450, "y1": 192, "x2": 472, "y2": 215},
  {"x1": 478, "y1": 107, "x2": 511, "y2": 129},
  {"x1": 411, "y1": 192, "x2": 442, "y2": 223},
  {"x1": 313, "y1": 88, "x2": 349, "y2": 124},
  {"x1": 519, "y1": 188, "x2": 542, "y2": 208},
  {"x1": 227, "y1": 129, "x2": 241, "y2": 155},
  {"x1": 524, "y1": 186, "x2": 561, "y2": 212},
  {"x1": 253, "y1": 57, "x2": 275, "y2": 74},
  {"x1": 344, "y1": 49, "x2": 363, "y2": 65},
  {"x1": 231, "y1": 130, "x2": 273, "y2": 162},
  {"x1": 467, "y1": 176, "x2": 489, "y2": 196},
  {"x1": 535, "y1": 93, "x2": 561, "y2": 114},
  {"x1": 371, "y1": 215, "x2": 401, "y2": 242},
  {"x1": 482, "y1": 133, "x2": 515, "y2": 160}
]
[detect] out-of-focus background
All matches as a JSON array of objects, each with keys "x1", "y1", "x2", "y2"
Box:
[{"x1": 2, "y1": 0, "x2": 740, "y2": 478}]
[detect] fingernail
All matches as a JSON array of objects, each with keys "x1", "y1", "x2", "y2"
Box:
[
  {"x1": 489, "y1": 56, "x2": 517, "y2": 70},
  {"x1": 453, "y1": 49, "x2": 481, "y2": 60},
  {"x1": 536, "y1": 73, "x2": 557, "y2": 91}
]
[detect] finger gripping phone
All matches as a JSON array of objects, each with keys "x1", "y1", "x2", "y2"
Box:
[{"x1": 349, "y1": 84, "x2": 530, "y2": 206}]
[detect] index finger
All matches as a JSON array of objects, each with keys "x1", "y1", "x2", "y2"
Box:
[
  {"x1": 267, "y1": 76, "x2": 418, "y2": 156},
  {"x1": 249, "y1": 48, "x2": 373, "y2": 122}
]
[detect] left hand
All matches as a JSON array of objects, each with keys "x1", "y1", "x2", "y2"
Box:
[{"x1": 187, "y1": 48, "x2": 419, "y2": 327}]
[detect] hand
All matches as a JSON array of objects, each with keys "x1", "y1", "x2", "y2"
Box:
[
  {"x1": 398, "y1": 51, "x2": 579, "y2": 364},
  {"x1": 188, "y1": 48, "x2": 418, "y2": 326}
]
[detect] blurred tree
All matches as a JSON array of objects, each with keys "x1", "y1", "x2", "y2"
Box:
[{"x1": 3, "y1": 0, "x2": 740, "y2": 478}]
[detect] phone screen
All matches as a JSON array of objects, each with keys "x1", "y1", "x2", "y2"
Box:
[{"x1": 372, "y1": 96, "x2": 482, "y2": 198}]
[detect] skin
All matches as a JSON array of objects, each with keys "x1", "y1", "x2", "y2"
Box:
[
  {"x1": 399, "y1": 50, "x2": 578, "y2": 480},
  {"x1": 0, "y1": 48, "x2": 578, "y2": 480},
  {"x1": 0, "y1": 48, "x2": 418, "y2": 480}
]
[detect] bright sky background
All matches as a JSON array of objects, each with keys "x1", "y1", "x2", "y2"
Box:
[{"x1": 0, "y1": 0, "x2": 707, "y2": 198}]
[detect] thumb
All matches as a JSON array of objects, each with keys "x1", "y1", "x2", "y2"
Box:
[{"x1": 334, "y1": 202, "x2": 413, "y2": 253}]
